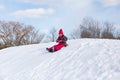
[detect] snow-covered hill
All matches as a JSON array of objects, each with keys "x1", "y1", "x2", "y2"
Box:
[{"x1": 0, "y1": 39, "x2": 120, "y2": 80}]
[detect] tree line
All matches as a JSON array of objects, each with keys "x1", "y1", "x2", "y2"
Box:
[
  {"x1": 0, "y1": 18, "x2": 120, "y2": 49},
  {"x1": 70, "y1": 18, "x2": 120, "y2": 39},
  {"x1": 0, "y1": 20, "x2": 45, "y2": 49}
]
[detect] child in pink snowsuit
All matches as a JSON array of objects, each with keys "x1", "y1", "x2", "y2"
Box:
[{"x1": 46, "y1": 29, "x2": 68, "y2": 52}]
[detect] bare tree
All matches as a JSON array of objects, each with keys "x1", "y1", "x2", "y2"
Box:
[
  {"x1": 70, "y1": 17, "x2": 101, "y2": 39},
  {"x1": 0, "y1": 20, "x2": 45, "y2": 49},
  {"x1": 70, "y1": 26, "x2": 81, "y2": 39},
  {"x1": 101, "y1": 22, "x2": 115, "y2": 39},
  {"x1": 114, "y1": 32, "x2": 120, "y2": 40},
  {"x1": 81, "y1": 18, "x2": 101, "y2": 38},
  {"x1": 48, "y1": 27, "x2": 57, "y2": 42},
  {"x1": 29, "y1": 30, "x2": 45, "y2": 44},
  {"x1": 80, "y1": 25, "x2": 91, "y2": 38}
]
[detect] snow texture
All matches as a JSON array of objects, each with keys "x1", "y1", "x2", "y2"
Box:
[{"x1": 0, "y1": 39, "x2": 120, "y2": 80}]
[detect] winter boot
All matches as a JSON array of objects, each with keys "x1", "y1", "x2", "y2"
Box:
[{"x1": 46, "y1": 48, "x2": 53, "y2": 52}]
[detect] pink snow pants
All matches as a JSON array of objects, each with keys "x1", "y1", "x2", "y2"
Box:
[{"x1": 49, "y1": 44, "x2": 65, "y2": 51}]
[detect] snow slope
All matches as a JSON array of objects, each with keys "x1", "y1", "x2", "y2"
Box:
[{"x1": 0, "y1": 39, "x2": 120, "y2": 80}]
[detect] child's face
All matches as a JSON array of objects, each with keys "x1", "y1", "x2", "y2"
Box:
[{"x1": 59, "y1": 34, "x2": 62, "y2": 37}]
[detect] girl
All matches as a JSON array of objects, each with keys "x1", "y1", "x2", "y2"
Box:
[{"x1": 46, "y1": 29, "x2": 68, "y2": 52}]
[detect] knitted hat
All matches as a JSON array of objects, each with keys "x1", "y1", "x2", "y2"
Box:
[{"x1": 59, "y1": 29, "x2": 64, "y2": 35}]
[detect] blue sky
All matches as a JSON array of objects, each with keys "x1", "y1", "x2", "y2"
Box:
[{"x1": 0, "y1": 0, "x2": 120, "y2": 36}]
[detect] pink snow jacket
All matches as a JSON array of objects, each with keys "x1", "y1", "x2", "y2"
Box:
[{"x1": 56, "y1": 35, "x2": 68, "y2": 46}]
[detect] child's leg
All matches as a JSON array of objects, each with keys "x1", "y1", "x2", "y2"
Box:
[
  {"x1": 54, "y1": 44, "x2": 65, "y2": 51},
  {"x1": 48, "y1": 44, "x2": 64, "y2": 52},
  {"x1": 48, "y1": 44, "x2": 58, "y2": 52}
]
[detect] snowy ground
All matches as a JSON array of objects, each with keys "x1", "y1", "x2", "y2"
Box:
[{"x1": 0, "y1": 39, "x2": 120, "y2": 80}]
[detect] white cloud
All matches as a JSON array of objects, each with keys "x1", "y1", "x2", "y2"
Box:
[
  {"x1": 0, "y1": 5, "x2": 5, "y2": 10},
  {"x1": 11, "y1": 8, "x2": 55, "y2": 18},
  {"x1": 98, "y1": 0, "x2": 120, "y2": 6}
]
